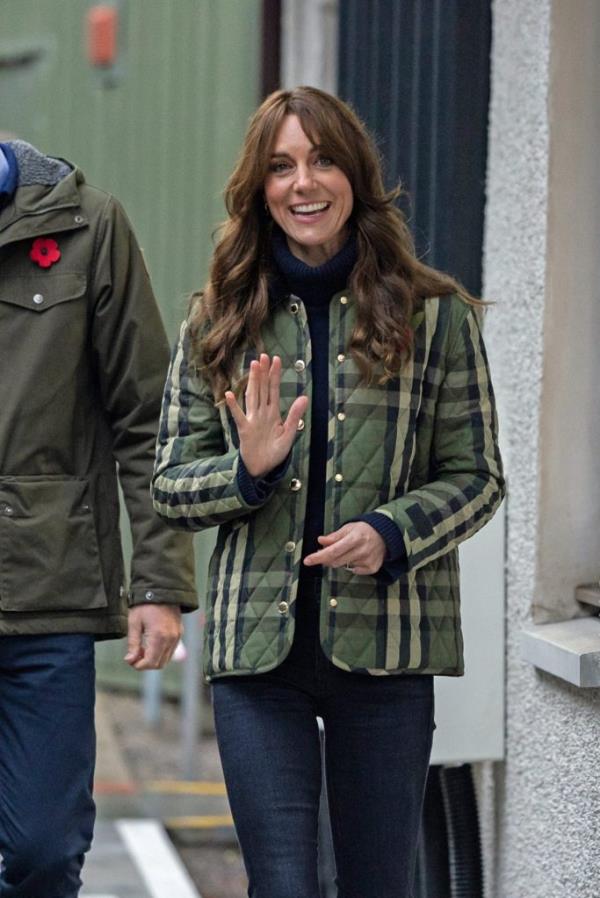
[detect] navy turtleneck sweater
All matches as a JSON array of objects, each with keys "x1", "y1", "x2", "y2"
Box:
[{"x1": 238, "y1": 227, "x2": 406, "y2": 579}]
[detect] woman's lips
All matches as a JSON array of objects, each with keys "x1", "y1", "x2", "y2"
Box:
[{"x1": 289, "y1": 201, "x2": 331, "y2": 221}]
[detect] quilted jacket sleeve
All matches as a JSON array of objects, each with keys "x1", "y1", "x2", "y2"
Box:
[
  {"x1": 372, "y1": 302, "x2": 505, "y2": 573},
  {"x1": 152, "y1": 322, "x2": 268, "y2": 530}
]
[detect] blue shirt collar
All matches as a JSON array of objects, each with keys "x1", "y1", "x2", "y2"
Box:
[{"x1": 0, "y1": 143, "x2": 19, "y2": 205}]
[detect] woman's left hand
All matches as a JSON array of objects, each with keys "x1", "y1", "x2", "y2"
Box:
[{"x1": 303, "y1": 522, "x2": 386, "y2": 575}]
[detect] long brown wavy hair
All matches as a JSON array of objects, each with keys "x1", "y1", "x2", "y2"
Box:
[{"x1": 190, "y1": 86, "x2": 478, "y2": 400}]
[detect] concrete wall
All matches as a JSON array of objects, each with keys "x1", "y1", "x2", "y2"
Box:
[
  {"x1": 281, "y1": 0, "x2": 338, "y2": 92},
  {"x1": 482, "y1": 0, "x2": 600, "y2": 894}
]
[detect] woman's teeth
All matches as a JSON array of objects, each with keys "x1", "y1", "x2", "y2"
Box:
[{"x1": 291, "y1": 202, "x2": 329, "y2": 215}]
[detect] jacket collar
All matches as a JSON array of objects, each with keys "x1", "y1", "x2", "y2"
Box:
[
  {"x1": 0, "y1": 143, "x2": 86, "y2": 245},
  {"x1": 2, "y1": 139, "x2": 81, "y2": 214}
]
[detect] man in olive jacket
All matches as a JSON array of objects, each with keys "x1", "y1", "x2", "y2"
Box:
[{"x1": 0, "y1": 140, "x2": 196, "y2": 897}]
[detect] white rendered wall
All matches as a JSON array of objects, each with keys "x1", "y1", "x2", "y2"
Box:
[
  {"x1": 482, "y1": 1, "x2": 600, "y2": 895},
  {"x1": 281, "y1": 0, "x2": 339, "y2": 93}
]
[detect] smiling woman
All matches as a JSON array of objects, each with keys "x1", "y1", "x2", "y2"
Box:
[
  {"x1": 152, "y1": 86, "x2": 505, "y2": 898},
  {"x1": 264, "y1": 114, "x2": 354, "y2": 265}
]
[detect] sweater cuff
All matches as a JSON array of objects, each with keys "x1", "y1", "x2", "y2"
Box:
[
  {"x1": 356, "y1": 512, "x2": 407, "y2": 583},
  {"x1": 358, "y1": 512, "x2": 406, "y2": 561},
  {"x1": 237, "y1": 454, "x2": 291, "y2": 506}
]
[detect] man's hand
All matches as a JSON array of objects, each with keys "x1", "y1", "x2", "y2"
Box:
[
  {"x1": 303, "y1": 522, "x2": 386, "y2": 575},
  {"x1": 124, "y1": 604, "x2": 183, "y2": 670}
]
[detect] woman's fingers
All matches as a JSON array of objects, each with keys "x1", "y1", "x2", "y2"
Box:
[
  {"x1": 304, "y1": 524, "x2": 386, "y2": 575},
  {"x1": 304, "y1": 530, "x2": 355, "y2": 566},
  {"x1": 268, "y1": 355, "x2": 282, "y2": 406},
  {"x1": 258, "y1": 353, "x2": 270, "y2": 407},
  {"x1": 244, "y1": 359, "x2": 260, "y2": 415},
  {"x1": 224, "y1": 391, "x2": 247, "y2": 429},
  {"x1": 284, "y1": 394, "x2": 309, "y2": 434},
  {"x1": 246, "y1": 354, "x2": 280, "y2": 415}
]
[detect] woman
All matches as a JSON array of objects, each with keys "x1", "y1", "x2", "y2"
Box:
[{"x1": 153, "y1": 86, "x2": 504, "y2": 898}]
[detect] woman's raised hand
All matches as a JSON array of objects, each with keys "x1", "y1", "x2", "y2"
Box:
[{"x1": 225, "y1": 354, "x2": 309, "y2": 479}]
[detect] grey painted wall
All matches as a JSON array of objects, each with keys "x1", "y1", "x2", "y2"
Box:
[{"x1": 482, "y1": 1, "x2": 600, "y2": 895}]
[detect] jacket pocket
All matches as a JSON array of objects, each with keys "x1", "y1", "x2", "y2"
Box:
[
  {"x1": 0, "y1": 477, "x2": 107, "y2": 613},
  {"x1": 0, "y1": 273, "x2": 86, "y2": 313}
]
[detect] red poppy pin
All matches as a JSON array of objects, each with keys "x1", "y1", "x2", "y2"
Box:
[{"x1": 30, "y1": 237, "x2": 61, "y2": 269}]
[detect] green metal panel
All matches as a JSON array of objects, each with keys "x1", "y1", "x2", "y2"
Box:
[{"x1": 0, "y1": 0, "x2": 261, "y2": 691}]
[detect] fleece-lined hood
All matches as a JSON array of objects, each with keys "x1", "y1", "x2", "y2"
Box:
[{"x1": 8, "y1": 140, "x2": 71, "y2": 187}]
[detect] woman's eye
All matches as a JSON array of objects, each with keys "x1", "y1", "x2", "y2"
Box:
[
  {"x1": 316, "y1": 156, "x2": 333, "y2": 167},
  {"x1": 270, "y1": 161, "x2": 290, "y2": 173}
]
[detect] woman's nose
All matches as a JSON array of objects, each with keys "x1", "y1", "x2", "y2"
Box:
[{"x1": 293, "y1": 164, "x2": 315, "y2": 191}]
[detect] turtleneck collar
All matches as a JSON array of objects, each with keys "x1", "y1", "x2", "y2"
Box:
[{"x1": 271, "y1": 226, "x2": 357, "y2": 307}]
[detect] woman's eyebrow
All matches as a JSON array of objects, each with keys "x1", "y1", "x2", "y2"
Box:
[{"x1": 270, "y1": 144, "x2": 320, "y2": 158}]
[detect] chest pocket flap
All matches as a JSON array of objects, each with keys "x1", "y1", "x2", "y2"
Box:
[{"x1": 0, "y1": 273, "x2": 87, "y2": 312}]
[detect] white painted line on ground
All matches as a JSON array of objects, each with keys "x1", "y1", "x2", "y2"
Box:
[{"x1": 116, "y1": 819, "x2": 201, "y2": 898}]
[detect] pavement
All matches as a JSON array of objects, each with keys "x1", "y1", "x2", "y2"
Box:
[
  {"x1": 81, "y1": 693, "x2": 235, "y2": 898},
  {"x1": 81, "y1": 820, "x2": 200, "y2": 898}
]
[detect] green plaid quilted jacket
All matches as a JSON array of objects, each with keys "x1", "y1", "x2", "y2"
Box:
[{"x1": 153, "y1": 291, "x2": 504, "y2": 679}]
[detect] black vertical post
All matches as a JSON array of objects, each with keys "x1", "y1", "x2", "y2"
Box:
[
  {"x1": 338, "y1": 0, "x2": 492, "y2": 296},
  {"x1": 261, "y1": 0, "x2": 281, "y2": 98}
]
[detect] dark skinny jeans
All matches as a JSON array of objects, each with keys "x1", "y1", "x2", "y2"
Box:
[{"x1": 212, "y1": 577, "x2": 434, "y2": 898}]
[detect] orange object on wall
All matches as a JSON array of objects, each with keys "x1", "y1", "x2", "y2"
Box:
[{"x1": 86, "y1": 5, "x2": 119, "y2": 67}]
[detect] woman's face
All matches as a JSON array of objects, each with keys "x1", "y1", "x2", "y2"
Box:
[{"x1": 264, "y1": 114, "x2": 353, "y2": 267}]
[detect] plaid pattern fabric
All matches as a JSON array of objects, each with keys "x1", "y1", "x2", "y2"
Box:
[{"x1": 153, "y1": 292, "x2": 505, "y2": 678}]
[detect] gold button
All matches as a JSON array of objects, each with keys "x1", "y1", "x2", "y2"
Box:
[
  {"x1": 278, "y1": 601, "x2": 289, "y2": 614},
  {"x1": 284, "y1": 541, "x2": 296, "y2": 553},
  {"x1": 297, "y1": 418, "x2": 305, "y2": 431},
  {"x1": 337, "y1": 353, "x2": 345, "y2": 363},
  {"x1": 334, "y1": 473, "x2": 343, "y2": 483},
  {"x1": 340, "y1": 295, "x2": 348, "y2": 304},
  {"x1": 290, "y1": 302, "x2": 299, "y2": 314},
  {"x1": 337, "y1": 412, "x2": 346, "y2": 422},
  {"x1": 294, "y1": 359, "x2": 306, "y2": 373},
  {"x1": 290, "y1": 478, "x2": 302, "y2": 492},
  {"x1": 329, "y1": 598, "x2": 338, "y2": 608}
]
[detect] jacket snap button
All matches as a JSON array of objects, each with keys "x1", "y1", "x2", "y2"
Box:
[
  {"x1": 337, "y1": 353, "x2": 345, "y2": 363},
  {"x1": 289, "y1": 302, "x2": 299, "y2": 314},
  {"x1": 334, "y1": 473, "x2": 344, "y2": 482},
  {"x1": 340, "y1": 295, "x2": 348, "y2": 304},
  {"x1": 82, "y1": 503, "x2": 91, "y2": 512},
  {"x1": 145, "y1": 590, "x2": 155, "y2": 600},
  {"x1": 0, "y1": 502, "x2": 14, "y2": 515},
  {"x1": 294, "y1": 359, "x2": 306, "y2": 373},
  {"x1": 337, "y1": 412, "x2": 346, "y2": 422},
  {"x1": 74, "y1": 215, "x2": 85, "y2": 224},
  {"x1": 289, "y1": 478, "x2": 302, "y2": 492},
  {"x1": 297, "y1": 418, "x2": 305, "y2": 431},
  {"x1": 284, "y1": 541, "x2": 296, "y2": 553},
  {"x1": 278, "y1": 601, "x2": 289, "y2": 614},
  {"x1": 32, "y1": 294, "x2": 44, "y2": 305},
  {"x1": 329, "y1": 598, "x2": 338, "y2": 608}
]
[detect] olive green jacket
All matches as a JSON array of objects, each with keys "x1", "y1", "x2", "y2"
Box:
[
  {"x1": 0, "y1": 141, "x2": 196, "y2": 637},
  {"x1": 153, "y1": 290, "x2": 504, "y2": 678}
]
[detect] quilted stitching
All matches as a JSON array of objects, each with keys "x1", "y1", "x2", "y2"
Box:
[{"x1": 153, "y1": 293, "x2": 505, "y2": 679}]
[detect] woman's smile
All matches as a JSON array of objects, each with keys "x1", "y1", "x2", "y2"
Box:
[{"x1": 264, "y1": 114, "x2": 353, "y2": 266}]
